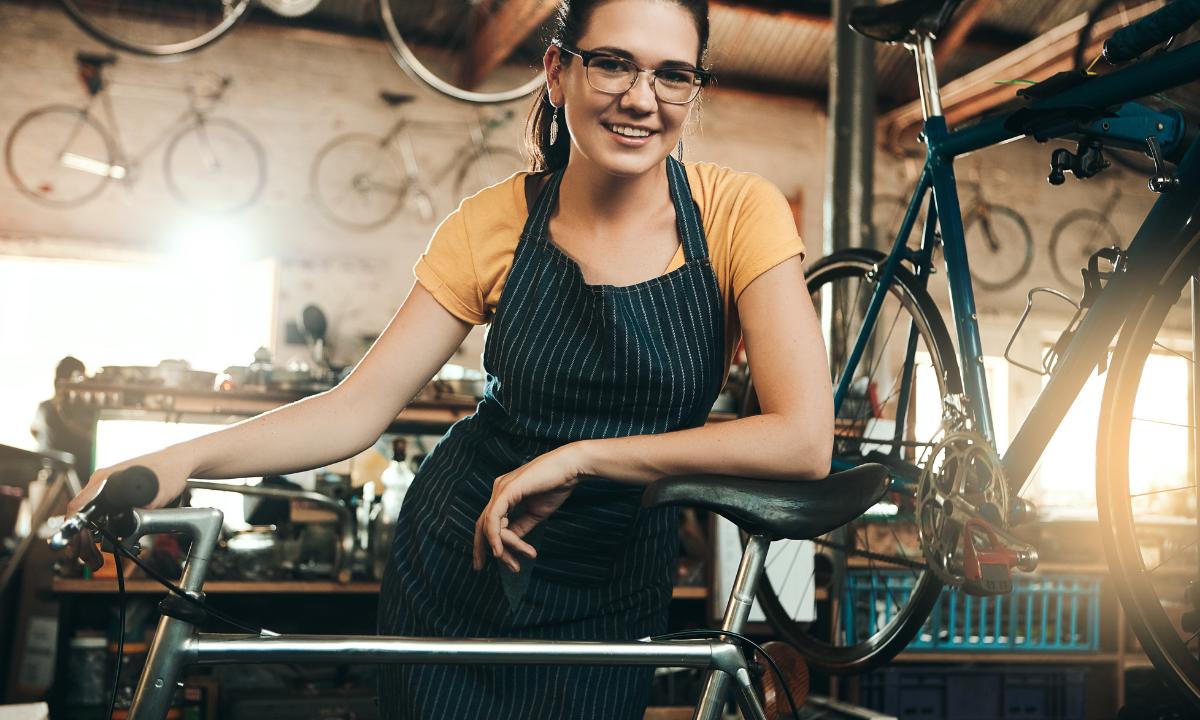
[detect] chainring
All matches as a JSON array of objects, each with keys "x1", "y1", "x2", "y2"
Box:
[{"x1": 916, "y1": 431, "x2": 1010, "y2": 586}]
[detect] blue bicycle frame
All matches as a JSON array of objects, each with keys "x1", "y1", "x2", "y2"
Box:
[{"x1": 834, "y1": 37, "x2": 1200, "y2": 502}]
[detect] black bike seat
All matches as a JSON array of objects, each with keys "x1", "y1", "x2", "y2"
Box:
[
  {"x1": 849, "y1": 0, "x2": 965, "y2": 44},
  {"x1": 642, "y1": 464, "x2": 889, "y2": 540},
  {"x1": 380, "y1": 91, "x2": 416, "y2": 107},
  {"x1": 76, "y1": 51, "x2": 118, "y2": 67}
]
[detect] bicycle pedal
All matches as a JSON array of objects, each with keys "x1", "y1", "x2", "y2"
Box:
[{"x1": 962, "y1": 563, "x2": 1012, "y2": 596}]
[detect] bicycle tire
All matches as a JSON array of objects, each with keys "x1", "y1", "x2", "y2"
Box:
[
  {"x1": 744, "y1": 248, "x2": 953, "y2": 674},
  {"x1": 452, "y1": 145, "x2": 528, "y2": 203},
  {"x1": 310, "y1": 133, "x2": 409, "y2": 231},
  {"x1": 163, "y1": 117, "x2": 266, "y2": 214},
  {"x1": 377, "y1": 0, "x2": 552, "y2": 104},
  {"x1": 4, "y1": 105, "x2": 115, "y2": 208},
  {"x1": 1048, "y1": 207, "x2": 1123, "y2": 292},
  {"x1": 57, "y1": 0, "x2": 252, "y2": 57},
  {"x1": 1098, "y1": 233, "x2": 1200, "y2": 710},
  {"x1": 963, "y1": 204, "x2": 1034, "y2": 293}
]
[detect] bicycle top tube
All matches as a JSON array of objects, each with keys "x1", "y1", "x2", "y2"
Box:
[{"x1": 933, "y1": 40, "x2": 1200, "y2": 160}]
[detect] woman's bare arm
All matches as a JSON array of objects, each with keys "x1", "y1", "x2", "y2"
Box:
[
  {"x1": 68, "y1": 283, "x2": 472, "y2": 511},
  {"x1": 573, "y1": 254, "x2": 833, "y2": 482}
]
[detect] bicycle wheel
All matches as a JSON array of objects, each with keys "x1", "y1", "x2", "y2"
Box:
[
  {"x1": 1048, "y1": 208, "x2": 1123, "y2": 293},
  {"x1": 453, "y1": 146, "x2": 527, "y2": 203},
  {"x1": 1098, "y1": 235, "x2": 1200, "y2": 710},
  {"x1": 310, "y1": 133, "x2": 411, "y2": 231},
  {"x1": 378, "y1": 0, "x2": 555, "y2": 104},
  {"x1": 963, "y1": 204, "x2": 1034, "y2": 293},
  {"x1": 4, "y1": 105, "x2": 115, "y2": 208},
  {"x1": 746, "y1": 248, "x2": 955, "y2": 673},
  {"x1": 164, "y1": 117, "x2": 266, "y2": 214},
  {"x1": 58, "y1": 0, "x2": 252, "y2": 57}
]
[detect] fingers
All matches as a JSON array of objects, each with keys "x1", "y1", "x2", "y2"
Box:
[{"x1": 500, "y1": 527, "x2": 537, "y2": 560}]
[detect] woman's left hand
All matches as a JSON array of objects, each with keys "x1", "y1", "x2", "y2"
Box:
[{"x1": 473, "y1": 445, "x2": 587, "y2": 573}]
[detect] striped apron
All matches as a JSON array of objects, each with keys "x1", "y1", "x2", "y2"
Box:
[{"x1": 378, "y1": 156, "x2": 724, "y2": 719}]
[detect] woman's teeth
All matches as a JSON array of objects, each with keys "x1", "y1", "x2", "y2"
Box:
[{"x1": 606, "y1": 124, "x2": 651, "y2": 138}]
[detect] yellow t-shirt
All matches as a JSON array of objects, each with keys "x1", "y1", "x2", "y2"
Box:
[{"x1": 414, "y1": 161, "x2": 805, "y2": 377}]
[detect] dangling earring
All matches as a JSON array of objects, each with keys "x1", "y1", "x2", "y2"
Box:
[
  {"x1": 549, "y1": 105, "x2": 560, "y2": 145},
  {"x1": 676, "y1": 139, "x2": 684, "y2": 162}
]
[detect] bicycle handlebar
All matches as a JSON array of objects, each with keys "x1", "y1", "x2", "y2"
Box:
[
  {"x1": 1104, "y1": 0, "x2": 1200, "y2": 63},
  {"x1": 48, "y1": 465, "x2": 157, "y2": 550}
]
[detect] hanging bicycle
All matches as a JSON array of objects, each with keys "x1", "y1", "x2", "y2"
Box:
[
  {"x1": 4, "y1": 52, "x2": 267, "y2": 213},
  {"x1": 309, "y1": 92, "x2": 526, "y2": 231}
]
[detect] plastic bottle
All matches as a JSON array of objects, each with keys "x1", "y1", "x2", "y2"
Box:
[{"x1": 379, "y1": 437, "x2": 414, "y2": 521}]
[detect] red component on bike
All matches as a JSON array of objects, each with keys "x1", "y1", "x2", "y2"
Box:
[{"x1": 961, "y1": 518, "x2": 1016, "y2": 596}]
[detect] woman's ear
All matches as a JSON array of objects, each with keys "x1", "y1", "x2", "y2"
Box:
[{"x1": 543, "y1": 45, "x2": 565, "y2": 107}]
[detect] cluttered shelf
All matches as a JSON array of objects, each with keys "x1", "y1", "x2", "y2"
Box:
[{"x1": 52, "y1": 578, "x2": 711, "y2": 599}]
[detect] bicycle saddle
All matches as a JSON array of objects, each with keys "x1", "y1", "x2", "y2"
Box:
[
  {"x1": 642, "y1": 464, "x2": 889, "y2": 540},
  {"x1": 849, "y1": 0, "x2": 965, "y2": 44},
  {"x1": 380, "y1": 91, "x2": 416, "y2": 107},
  {"x1": 76, "y1": 51, "x2": 117, "y2": 67}
]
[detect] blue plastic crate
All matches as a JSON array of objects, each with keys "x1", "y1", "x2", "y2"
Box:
[
  {"x1": 861, "y1": 664, "x2": 1087, "y2": 720},
  {"x1": 844, "y1": 572, "x2": 1101, "y2": 652}
]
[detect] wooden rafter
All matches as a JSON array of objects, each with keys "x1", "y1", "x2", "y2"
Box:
[
  {"x1": 463, "y1": 0, "x2": 559, "y2": 91},
  {"x1": 880, "y1": 1, "x2": 1163, "y2": 150},
  {"x1": 934, "y1": 0, "x2": 998, "y2": 69}
]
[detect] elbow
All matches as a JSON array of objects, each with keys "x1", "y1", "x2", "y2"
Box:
[{"x1": 777, "y1": 420, "x2": 833, "y2": 481}]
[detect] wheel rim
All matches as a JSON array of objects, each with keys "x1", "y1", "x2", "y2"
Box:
[
  {"x1": 1100, "y1": 240, "x2": 1200, "y2": 708},
  {"x1": 310, "y1": 134, "x2": 408, "y2": 231},
  {"x1": 378, "y1": 0, "x2": 552, "y2": 104},
  {"x1": 5, "y1": 106, "x2": 114, "y2": 208},
  {"x1": 964, "y1": 205, "x2": 1033, "y2": 292},
  {"x1": 746, "y1": 253, "x2": 952, "y2": 673},
  {"x1": 58, "y1": 0, "x2": 252, "y2": 57},
  {"x1": 1050, "y1": 209, "x2": 1123, "y2": 293},
  {"x1": 164, "y1": 118, "x2": 265, "y2": 214}
]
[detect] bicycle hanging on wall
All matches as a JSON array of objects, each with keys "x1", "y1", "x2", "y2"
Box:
[{"x1": 4, "y1": 52, "x2": 266, "y2": 213}]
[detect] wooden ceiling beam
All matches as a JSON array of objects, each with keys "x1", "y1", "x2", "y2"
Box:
[
  {"x1": 935, "y1": 0, "x2": 998, "y2": 69},
  {"x1": 463, "y1": 0, "x2": 559, "y2": 91},
  {"x1": 879, "y1": 1, "x2": 1162, "y2": 150}
]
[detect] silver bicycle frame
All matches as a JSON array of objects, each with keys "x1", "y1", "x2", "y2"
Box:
[{"x1": 124, "y1": 507, "x2": 774, "y2": 720}]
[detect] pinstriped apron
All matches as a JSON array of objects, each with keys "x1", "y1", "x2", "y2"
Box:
[{"x1": 378, "y1": 156, "x2": 724, "y2": 719}]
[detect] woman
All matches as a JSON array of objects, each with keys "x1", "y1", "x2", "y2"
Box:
[{"x1": 69, "y1": 0, "x2": 833, "y2": 716}]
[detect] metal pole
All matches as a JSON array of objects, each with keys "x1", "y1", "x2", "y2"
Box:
[{"x1": 825, "y1": 0, "x2": 877, "y2": 256}]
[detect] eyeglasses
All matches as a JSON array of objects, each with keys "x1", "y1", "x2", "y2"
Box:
[{"x1": 554, "y1": 41, "x2": 710, "y2": 105}]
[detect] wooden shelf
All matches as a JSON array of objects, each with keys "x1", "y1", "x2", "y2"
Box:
[{"x1": 54, "y1": 578, "x2": 709, "y2": 600}]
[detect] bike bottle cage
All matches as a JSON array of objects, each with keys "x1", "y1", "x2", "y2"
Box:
[{"x1": 1081, "y1": 246, "x2": 1126, "y2": 310}]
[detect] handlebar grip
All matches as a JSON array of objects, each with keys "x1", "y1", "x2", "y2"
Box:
[
  {"x1": 96, "y1": 466, "x2": 159, "y2": 514},
  {"x1": 1104, "y1": 0, "x2": 1200, "y2": 63}
]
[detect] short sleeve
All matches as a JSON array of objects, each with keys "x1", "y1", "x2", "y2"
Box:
[
  {"x1": 413, "y1": 208, "x2": 489, "y2": 325},
  {"x1": 728, "y1": 174, "x2": 806, "y2": 302}
]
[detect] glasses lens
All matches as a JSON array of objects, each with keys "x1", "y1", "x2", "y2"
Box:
[
  {"x1": 587, "y1": 56, "x2": 638, "y2": 93},
  {"x1": 655, "y1": 69, "x2": 699, "y2": 103}
]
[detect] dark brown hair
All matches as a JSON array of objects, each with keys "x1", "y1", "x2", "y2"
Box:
[{"x1": 524, "y1": 0, "x2": 711, "y2": 173}]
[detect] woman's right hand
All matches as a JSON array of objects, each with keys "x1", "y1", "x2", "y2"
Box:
[{"x1": 65, "y1": 452, "x2": 192, "y2": 570}]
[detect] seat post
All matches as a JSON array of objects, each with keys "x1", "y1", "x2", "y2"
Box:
[
  {"x1": 692, "y1": 534, "x2": 770, "y2": 720},
  {"x1": 910, "y1": 32, "x2": 944, "y2": 119}
]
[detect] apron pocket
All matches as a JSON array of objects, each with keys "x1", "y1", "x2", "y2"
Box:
[{"x1": 534, "y1": 480, "x2": 642, "y2": 586}]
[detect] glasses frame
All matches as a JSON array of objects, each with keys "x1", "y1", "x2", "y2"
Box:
[{"x1": 553, "y1": 41, "x2": 711, "y2": 105}]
